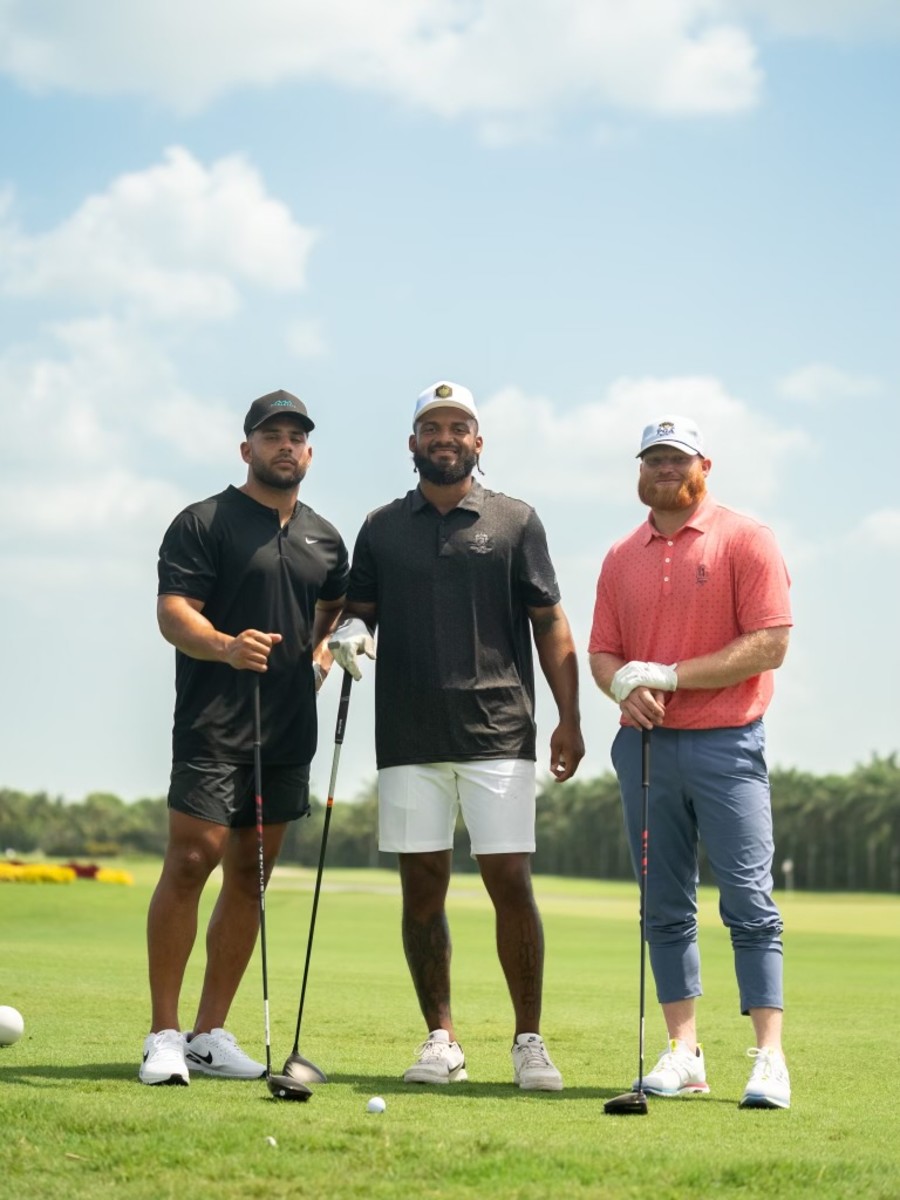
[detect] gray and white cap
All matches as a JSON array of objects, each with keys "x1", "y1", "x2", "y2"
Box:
[{"x1": 637, "y1": 415, "x2": 704, "y2": 457}]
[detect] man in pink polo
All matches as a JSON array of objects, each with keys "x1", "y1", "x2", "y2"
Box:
[{"x1": 589, "y1": 415, "x2": 793, "y2": 1110}]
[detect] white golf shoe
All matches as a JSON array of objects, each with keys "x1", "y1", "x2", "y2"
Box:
[
  {"x1": 512, "y1": 1033, "x2": 564, "y2": 1091},
  {"x1": 183, "y1": 1028, "x2": 266, "y2": 1079},
  {"x1": 140, "y1": 1028, "x2": 189, "y2": 1086},
  {"x1": 739, "y1": 1047, "x2": 791, "y2": 1109},
  {"x1": 636, "y1": 1039, "x2": 710, "y2": 1097},
  {"x1": 403, "y1": 1029, "x2": 468, "y2": 1084}
]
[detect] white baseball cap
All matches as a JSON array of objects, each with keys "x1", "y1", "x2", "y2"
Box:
[
  {"x1": 638, "y1": 415, "x2": 705, "y2": 457},
  {"x1": 413, "y1": 381, "x2": 479, "y2": 429}
]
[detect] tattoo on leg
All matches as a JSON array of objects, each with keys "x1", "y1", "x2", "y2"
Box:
[{"x1": 402, "y1": 911, "x2": 452, "y2": 1029}]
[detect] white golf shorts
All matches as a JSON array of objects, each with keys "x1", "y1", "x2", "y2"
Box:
[{"x1": 377, "y1": 759, "x2": 536, "y2": 855}]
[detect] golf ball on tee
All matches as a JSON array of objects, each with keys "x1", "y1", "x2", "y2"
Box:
[
  {"x1": 0, "y1": 1006, "x2": 24, "y2": 1046},
  {"x1": 366, "y1": 1096, "x2": 386, "y2": 1113}
]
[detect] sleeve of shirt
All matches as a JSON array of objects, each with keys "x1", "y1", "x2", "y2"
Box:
[
  {"x1": 319, "y1": 534, "x2": 350, "y2": 603},
  {"x1": 518, "y1": 508, "x2": 561, "y2": 608},
  {"x1": 157, "y1": 510, "x2": 218, "y2": 602},
  {"x1": 734, "y1": 524, "x2": 793, "y2": 632},
  {"x1": 345, "y1": 519, "x2": 379, "y2": 607},
  {"x1": 588, "y1": 549, "x2": 624, "y2": 656}
]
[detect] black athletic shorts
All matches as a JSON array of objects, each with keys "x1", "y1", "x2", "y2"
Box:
[{"x1": 167, "y1": 760, "x2": 311, "y2": 828}]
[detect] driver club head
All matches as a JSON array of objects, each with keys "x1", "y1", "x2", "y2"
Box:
[
  {"x1": 267, "y1": 1072, "x2": 313, "y2": 1102},
  {"x1": 604, "y1": 1089, "x2": 649, "y2": 1116},
  {"x1": 282, "y1": 1052, "x2": 328, "y2": 1085}
]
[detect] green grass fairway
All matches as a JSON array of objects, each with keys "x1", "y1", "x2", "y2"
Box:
[{"x1": 1, "y1": 863, "x2": 899, "y2": 1199}]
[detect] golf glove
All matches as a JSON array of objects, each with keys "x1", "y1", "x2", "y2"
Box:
[
  {"x1": 328, "y1": 617, "x2": 376, "y2": 681},
  {"x1": 610, "y1": 661, "x2": 678, "y2": 704}
]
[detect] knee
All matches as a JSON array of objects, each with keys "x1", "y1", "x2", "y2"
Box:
[
  {"x1": 161, "y1": 843, "x2": 219, "y2": 892},
  {"x1": 479, "y1": 855, "x2": 536, "y2": 911},
  {"x1": 400, "y1": 854, "x2": 450, "y2": 918}
]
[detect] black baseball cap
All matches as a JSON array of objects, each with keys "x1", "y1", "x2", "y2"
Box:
[{"x1": 244, "y1": 390, "x2": 315, "y2": 435}]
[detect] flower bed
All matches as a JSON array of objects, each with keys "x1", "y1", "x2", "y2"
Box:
[{"x1": 0, "y1": 861, "x2": 133, "y2": 885}]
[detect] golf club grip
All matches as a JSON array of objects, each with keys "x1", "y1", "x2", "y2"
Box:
[{"x1": 334, "y1": 669, "x2": 353, "y2": 745}]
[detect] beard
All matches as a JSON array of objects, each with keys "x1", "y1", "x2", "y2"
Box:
[
  {"x1": 638, "y1": 462, "x2": 707, "y2": 511},
  {"x1": 413, "y1": 448, "x2": 477, "y2": 486},
  {"x1": 250, "y1": 459, "x2": 308, "y2": 490}
]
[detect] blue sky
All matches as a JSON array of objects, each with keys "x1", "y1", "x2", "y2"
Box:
[{"x1": 1, "y1": 2, "x2": 897, "y2": 806}]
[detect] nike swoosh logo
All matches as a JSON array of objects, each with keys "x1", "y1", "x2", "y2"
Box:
[
  {"x1": 305, "y1": 537, "x2": 319, "y2": 544},
  {"x1": 186, "y1": 1050, "x2": 214, "y2": 1064}
]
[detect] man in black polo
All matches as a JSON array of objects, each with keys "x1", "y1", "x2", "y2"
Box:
[
  {"x1": 329, "y1": 380, "x2": 584, "y2": 1091},
  {"x1": 141, "y1": 389, "x2": 348, "y2": 1087}
]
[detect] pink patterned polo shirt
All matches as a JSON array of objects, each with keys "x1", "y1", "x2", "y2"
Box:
[{"x1": 589, "y1": 495, "x2": 792, "y2": 729}]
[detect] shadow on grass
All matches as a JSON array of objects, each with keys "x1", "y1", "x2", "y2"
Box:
[
  {"x1": 0, "y1": 1063, "x2": 739, "y2": 1108},
  {"x1": 0, "y1": 1061, "x2": 143, "y2": 1085}
]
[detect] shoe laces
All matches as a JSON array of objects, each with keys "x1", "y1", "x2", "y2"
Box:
[
  {"x1": 516, "y1": 1037, "x2": 551, "y2": 1068},
  {"x1": 416, "y1": 1036, "x2": 453, "y2": 1063},
  {"x1": 747, "y1": 1047, "x2": 786, "y2": 1076},
  {"x1": 153, "y1": 1029, "x2": 184, "y2": 1050}
]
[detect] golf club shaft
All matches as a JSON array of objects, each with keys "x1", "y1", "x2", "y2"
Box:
[
  {"x1": 637, "y1": 726, "x2": 650, "y2": 1093},
  {"x1": 291, "y1": 669, "x2": 354, "y2": 1052},
  {"x1": 253, "y1": 674, "x2": 273, "y2": 1077}
]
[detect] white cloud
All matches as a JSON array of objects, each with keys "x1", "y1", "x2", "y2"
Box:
[
  {"x1": 0, "y1": 147, "x2": 317, "y2": 321},
  {"x1": 479, "y1": 374, "x2": 809, "y2": 510},
  {"x1": 0, "y1": 315, "x2": 240, "y2": 569},
  {"x1": 0, "y1": 316, "x2": 238, "y2": 468},
  {"x1": 0, "y1": 470, "x2": 185, "y2": 540},
  {"x1": 0, "y1": 1, "x2": 764, "y2": 126},
  {"x1": 285, "y1": 318, "x2": 328, "y2": 358},
  {"x1": 855, "y1": 509, "x2": 900, "y2": 549},
  {"x1": 724, "y1": 1, "x2": 900, "y2": 39},
  {"x1": 777, "y1": 362, "x2": 883, "y2": 403}
]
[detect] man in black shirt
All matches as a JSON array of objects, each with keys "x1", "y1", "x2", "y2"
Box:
[
  {"x1": 329, "y1": 380, "x2": 584, "y2": 1091},
  {"x1": 141, "y1": 389, "x2": 348, "y2": 1086}
]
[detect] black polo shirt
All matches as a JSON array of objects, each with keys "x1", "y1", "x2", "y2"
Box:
[
  {"x1": 347, "y1": 481, "x2": 561, "y2": 768},
  {"x1": 158, "y1": 486, "x2": 349, "y2": 766}
]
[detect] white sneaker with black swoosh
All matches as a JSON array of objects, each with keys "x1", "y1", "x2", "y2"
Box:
[
  {"x1": 184, "y1": 1028, "x2": 266, "y2": 1079},
  {"x1": 140, "y1": 1028, "x2": 189, "y2": 1085}
]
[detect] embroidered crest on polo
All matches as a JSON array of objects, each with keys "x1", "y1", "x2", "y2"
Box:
[{"x1": 469, "y1": 531, "x2": 492, "y2": 555}]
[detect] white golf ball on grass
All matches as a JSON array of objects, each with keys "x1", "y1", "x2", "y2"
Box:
[
  {"x1": 0, "y1": 1006, "x2": 24, "y2": 1047},
  {"x1": 366, "y1": 1096, "x2": 386, "y2": 1113}
]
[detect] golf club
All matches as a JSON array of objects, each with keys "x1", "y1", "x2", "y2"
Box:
[
  {"x1": 252, "y1": 675, "x2": 313, "y2": 1103},
  {"x1": 604, "y1": 726, "x2": 651, "y2": 1116},
  {"x1": 282, "y1": 669, "x2": 354, "y2": 1084}
]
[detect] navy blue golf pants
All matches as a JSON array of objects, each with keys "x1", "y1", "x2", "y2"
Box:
[{"x1": 611, "y1": 721, "x2": 784, "y2": 1013}]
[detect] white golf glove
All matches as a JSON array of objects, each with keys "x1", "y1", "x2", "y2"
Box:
[
  {"x1": 610, "y1": 661, "x2": 678, "y2": 704},
  {"x1": 327, "y1": 617, "x2": 376, "y2": 681}
]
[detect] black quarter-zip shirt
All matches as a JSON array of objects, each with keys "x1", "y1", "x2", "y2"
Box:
[{"x1": 158, "y1": 485, "x2": 349, "y2": 765}]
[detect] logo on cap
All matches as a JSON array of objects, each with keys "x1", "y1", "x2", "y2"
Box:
[
  {"x1": 272, "y1": 398, "x2": 294, "y2": 408},
  {"x1": 657, "y1": 421, "x2": 675, "y2": 437},
  {"x1": 435, "y1": 384, "x2": 453, "y2": 399}
]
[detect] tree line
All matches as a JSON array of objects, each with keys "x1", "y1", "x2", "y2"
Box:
[{"x1": 1, "y1": 754, "x2": 898, "y2": 893}]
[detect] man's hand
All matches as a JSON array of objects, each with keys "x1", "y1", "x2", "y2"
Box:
[
  {"x1": 610, "y1": 661, "x2": 677, "y2": 704},
  {"x1": 549, "y1": 718, "x2": 585, "y2": 782},
  {"x1": 328, "y1": 618, "x2": 376, "y2": 681},
  {"x1": 224, "y1": 630, "x2": 283, "y2": 672}
]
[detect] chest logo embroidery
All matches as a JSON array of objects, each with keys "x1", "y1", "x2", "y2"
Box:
[
  {"x1": 469, "y1": 531, "x2": 493, "y2": 555},
  {"x1": 305, "y1": 537, "x2": 319, "y2": 545},
  {"x1": 696, "y1": 564, "x2": 708, "y2": 584}
]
